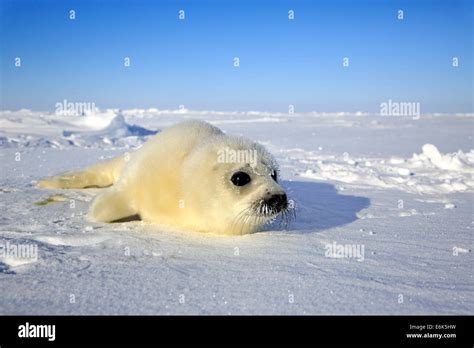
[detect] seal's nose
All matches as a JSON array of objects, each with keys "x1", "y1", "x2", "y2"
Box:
[{"x1": 266, "y1": 193, "x2": 288, "y2": 212}]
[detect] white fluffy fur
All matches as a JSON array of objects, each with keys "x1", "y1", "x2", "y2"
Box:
[{"x1": 39, "y1": 120, "x2": 286, "y2": 235}]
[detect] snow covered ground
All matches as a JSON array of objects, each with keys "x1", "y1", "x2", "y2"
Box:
[{"x1": 0, "y1": 109, "x2": 472, "y2": 314}]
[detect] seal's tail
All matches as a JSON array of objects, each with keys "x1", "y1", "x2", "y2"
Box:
[{"x1": 38, "y1": 155, "x2": 126, "y2": 189}]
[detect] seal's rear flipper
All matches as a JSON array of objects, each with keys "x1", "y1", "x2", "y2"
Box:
[
  {"x1": 38, "y1": 155, "x2": 126, "y2": 189},
  {"x1": 89, "y1": 188, "x2": 137, "y2": 223},
  {"x1": 38, "y1": 171, "x2": 112, "y2": 189}
]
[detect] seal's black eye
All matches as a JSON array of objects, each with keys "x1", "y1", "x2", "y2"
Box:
[
  {"x1": 231, "y1": 171, "x2": 251, "y2": 186},
  {"x1": 271, "y1": 170, "x2": 278, "y2": 182}
]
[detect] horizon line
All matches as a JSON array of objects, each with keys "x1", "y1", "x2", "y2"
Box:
[{"x1": 1, "y1": 108, "x2": 473, "y2": 117}]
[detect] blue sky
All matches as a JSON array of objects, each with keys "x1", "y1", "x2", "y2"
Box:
[{"x1": 1, "y1": 0, "x2": 472, "y2": 112}]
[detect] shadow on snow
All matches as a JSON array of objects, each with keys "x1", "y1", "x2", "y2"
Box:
[{"x1": 268, "y1": 180, "x2": 370, "y2": 234}]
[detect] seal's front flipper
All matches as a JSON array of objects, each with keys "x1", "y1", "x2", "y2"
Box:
[
  {"x1": 89, "y1": 188, "x2": 137, "y2": 223},
  {"x1": 110, "y1": 214, "x2": 141, "y2": 223}
]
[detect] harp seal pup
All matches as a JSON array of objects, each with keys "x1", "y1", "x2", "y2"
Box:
[{"x1": 38, "y1": 120, "x2": 289, "y2": 235}]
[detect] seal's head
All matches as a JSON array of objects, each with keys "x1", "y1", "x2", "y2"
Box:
[{"x1": 183, "y1": 135, "x2": 291, "y2": 235}]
